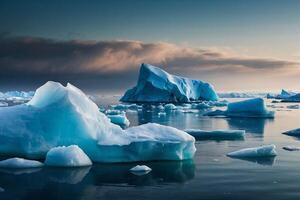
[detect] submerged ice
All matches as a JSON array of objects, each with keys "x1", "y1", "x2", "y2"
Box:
[
  {"x1": 121, "y1": 63, "x2": 218, "y2": 102},
  {"x1": 185, "y1": 129, "x2": 245, "y2": 140},
  {"x1": 0, "y1": 81, "x2": 196, "y2": 162}
]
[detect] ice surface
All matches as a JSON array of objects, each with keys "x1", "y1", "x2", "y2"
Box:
[
  {"x1": 107, "y1": 114, "x2": 130, "y2": 127},
  {"x1": 121, "y1": 63, "x2": 218, "y2": 102},
  {"x1": 0, "y1": 158, "x2": 43, "y2": 168},
  {"x1": 185, "y1": 129, "x2": 245, "y2": 140},
  {"x1": 282, "y1": 128, "x2": 300, "y2": 137},
  {"x1": 45, "y1": 145, "x2": 92, "y2": 167},
  {"x1": 164, "y1": 103, "x2": 177, "y2": 110},
  {"x1": 206, "y1": 98, "x2": 274, "y2": 118},
  {"x1": 0, "y1": 81, "x2": 196, "y2": 162},
  {"x1": 130, "y1": 165, "x2": 152, "y2": 175},
  {"x1": 227, "y1": 145, "x2": 277, "y2": 158}
]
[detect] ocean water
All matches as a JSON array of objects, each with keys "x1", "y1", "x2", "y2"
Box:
[{"x1": 0, "y1": 97, "x2": 300, "y2": 200}]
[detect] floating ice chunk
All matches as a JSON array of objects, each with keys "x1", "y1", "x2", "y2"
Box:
[
  {"x1": 45, "y1": 145, "x2": 92, "y2": 167},
  {"x1": 107, "y1": 114, "x2": 130, "y2": 127},
  {"x1": 0, "y1": 102, "x2": 8, "y2": 107},
  {"x1": 185, "y1": 129, "x2": 245, "y2": 140},
  {"x1": 0, "y1": 81, "x2": 196, "y2": 162},
  {"x1": 158, "y1": 112, "x2": 167, "y2": 116},
  {"x1": 164, "y1": 103, "x2": 177, "y2": 110},
  {"x1": 283, "y1": 146, "x2": 300, "y2": 151},
  {"x1": 205, "y1": 98, "x2": 274, "y2": 118},
  {"x1": 0, "y1": 187, "x2": 4, "y2": 192},
  {"x1": 286, "y1": 105, "x2": 300, "y2": 109},
  {"x1": 282, "y1": 128, "x2": 300, "y2": 137},
  {"x1": 282, "y1": 93, "x2": 300, "y2": 102},
  {"x1": 227, "y1": 145, "x2": 277, "y2": 158},
  {"x1": 121, "y1": 63, "x2": 218, "y2": 102},
  {"x1": 0, "y1": 158, "x2": 43, "y2": 168},
  {"x1": 130, "y1": 165, "x2": 152, "y2": 175},
  {"x1": 194, "y1": 102, "x2": 211, "y2": 109}
]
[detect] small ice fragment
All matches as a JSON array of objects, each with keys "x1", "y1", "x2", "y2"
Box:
[
  {"x1": 282, "y1": 128, "x2": 300, "y2": 137},
  {"x1": 130, "y1": 165, "x2": 152, "y2": 175},
  {"x1": 0, "y1": 158, "x2": 44, "y2": 168},
  {"x1": 286, "y1": 105, "x2": 299, "y2": 109},
  {"x1": 227, "y1": 145, "x2": 277, "y2": 158},
  {"x1": 45, "y1": 145, "x2": 92, "y2": 167},
  {"x1": 283, "y1": 146, "x2": 300, "y2": 151}
]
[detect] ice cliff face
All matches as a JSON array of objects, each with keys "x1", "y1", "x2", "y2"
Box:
[
  {"x1": 121, "y1": 64, "x2": 218, "y2": 102},
  {"x1": 0, "y1": 81, "x2": 196, "y2": 162}
]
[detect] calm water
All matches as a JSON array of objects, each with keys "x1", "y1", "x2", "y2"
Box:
[{"x1": 1, "y1": 97, "x2": 300, "y2": 200}]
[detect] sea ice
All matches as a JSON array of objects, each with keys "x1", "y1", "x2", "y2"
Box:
[
  {"x1": 205, "y1": 98, "x2": 274, "y2": 118},
  {"x1": 185, "y1": 129, "x2": 245, "y2": 140},
  {"x1": 0, "y1": 102, "x2": 8, "y2": 107},
  {"x1": 227, "y1": 145, "x2": 277, "y2": 158},
  {"x1": 130, "y1": 165, "x2": 152, "y2": 175},
  {"x1": 121, "y1": 63, "x2": 218, "y2": 102},
  {"x1": 164, "y1": 103, "x2": 177, "y2": 110},
  {"x1": 107, "y1": 114, "x2": 130, "y2": 127},
  {"x1": 45, "y1": 145, "x2": 92, "y2": 167},
  {"x1": 0, "y1": 158, "x2": 44, "y2": 168},
  {"x1": 0, "y1": 81, "x2": 196, "y2": 162}
]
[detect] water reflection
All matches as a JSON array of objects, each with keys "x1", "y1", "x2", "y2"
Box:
[{"x1": 226, "y1": 118, "x2": 274, "y2": 134}]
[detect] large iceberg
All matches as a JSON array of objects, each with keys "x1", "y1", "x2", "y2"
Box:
[
  {"x1": 0, "y1": 81, "x2": 196, "y2": 162},
  {"x1": 205, "y1": 98, "x2": 274, "y2": 118},
  {"x1": 121, "y1": 63, "x2": 218, "y2": 102}
]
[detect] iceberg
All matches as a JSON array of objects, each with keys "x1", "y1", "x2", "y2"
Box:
[
  {"x1": 0, "y1": 158, "x2": 43, "y2": 168},
  {"x1": 45, "y1": 145, "x2": 92, "y2": 167},
  {"x1": 121, "y1": 63, "x2": 218, "y2": 103},
  {"x1": 227, "y1": 145, "x2": 277, "y2": 158},
  {"x1": 205, "y1": 98, "x2": 274, "y2": 118},
  {"x1": 282, "y1": 93, "x2": 300, "y2": 102},
  {"x1": 130, "y1": 165, "x2": 152, "y2": 176},
  {"x1": 107, "y1": 114, "x2": 130, "y2": 128},
  {"x1": 276, "y1": 89, "x2": 296, "y2": 99},
  {"x1": 282, "y1": 128, "x2": 300, "y2": 137},
  {"x1": 164, "y1": 103, "x2": 177, "y2": 110},
  {"x1": 0, "y1": 81, "x2": 196, "y2": 162},
  {"x1": 185, "y1": 129, "x2": 245, "y2": 140}
]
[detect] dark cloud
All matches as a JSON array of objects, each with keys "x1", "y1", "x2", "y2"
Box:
[{"x1": 0, "y1": 35, "x2": 298, "y2": 91}]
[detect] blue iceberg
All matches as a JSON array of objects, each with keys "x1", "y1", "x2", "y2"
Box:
[
  {"x1": 121, "y1": 63, "x2": 218, "y2": 102},
  {"x1": 205, "y1": 98, "x2": 274, "y2": 118},
  {"x1": 45, "y1": 145, "x2": 92, "y2": 167},
  {"x1": 0, "y1": 81, "x2": 196, "y2": 162},
  {"x1": 0, "y1": 158, "x2": 44, "y2": 168},
  {"x1": 227, "y1": 145, "x2": 277, "y2": 158}
]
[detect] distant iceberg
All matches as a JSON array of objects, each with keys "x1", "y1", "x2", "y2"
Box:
[
  {"x1": 227, "y1": 145, "x2": 277, "y2": 158},
  {"x1": 0, "y1": 81, "x2": 196, "y2": 162},
  {"x1": 121, "y1": 63, "x2": 218, "y2": 103},
  {"x1": 282, "y1": 128, "x2": 300, "y2": 137},
  {"x1": 205, "y1": 98, "x2": 274, "y2": 118},
  {"x1": 218, "y1": 92, "x2": 267, "y2": 98},
  {"x1": 185, "y1": 129, "x2": 245, "y2": 140},
  {"x1": 282, "y1": 93, "x2": 300, "y2": 102}
]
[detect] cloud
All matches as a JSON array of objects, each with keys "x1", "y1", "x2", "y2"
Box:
[
  {"x1": 0, "y1": 34, "x2": 299, "y2": 92},
  {"x1": 0, "y1": 35, "x2": 298, "y2": 77}
]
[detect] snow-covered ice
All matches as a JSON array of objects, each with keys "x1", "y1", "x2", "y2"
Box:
[
  {"x1": 227, "y1": 145, "x2": 277, "y2": 158},
  {"x1": 0, "y1": 81, "x2": 196, "y2": 162},
  {"x1": 121, "y1": 63, "x2": 218, "y2": 102},
  {"x1": 45, "y1": 145, "x2": 92, "y2": 167},
  {"x1": 185, "y1": 129, "x2": 245, "y2": 140},
  {"x1": 0, "y1": 158, "x2": 44, "y2": 168},
  {"x1": 130, "y1": 165, "x2": 152, "y2": 175}
]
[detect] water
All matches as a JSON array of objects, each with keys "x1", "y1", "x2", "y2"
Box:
[{"x1": 0, "y1": 97, "x2": 300, "y2": 200}]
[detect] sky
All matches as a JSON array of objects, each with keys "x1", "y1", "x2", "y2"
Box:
[{"x1": 0, "y1": 0, "x2": 300, "y2": 93}]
